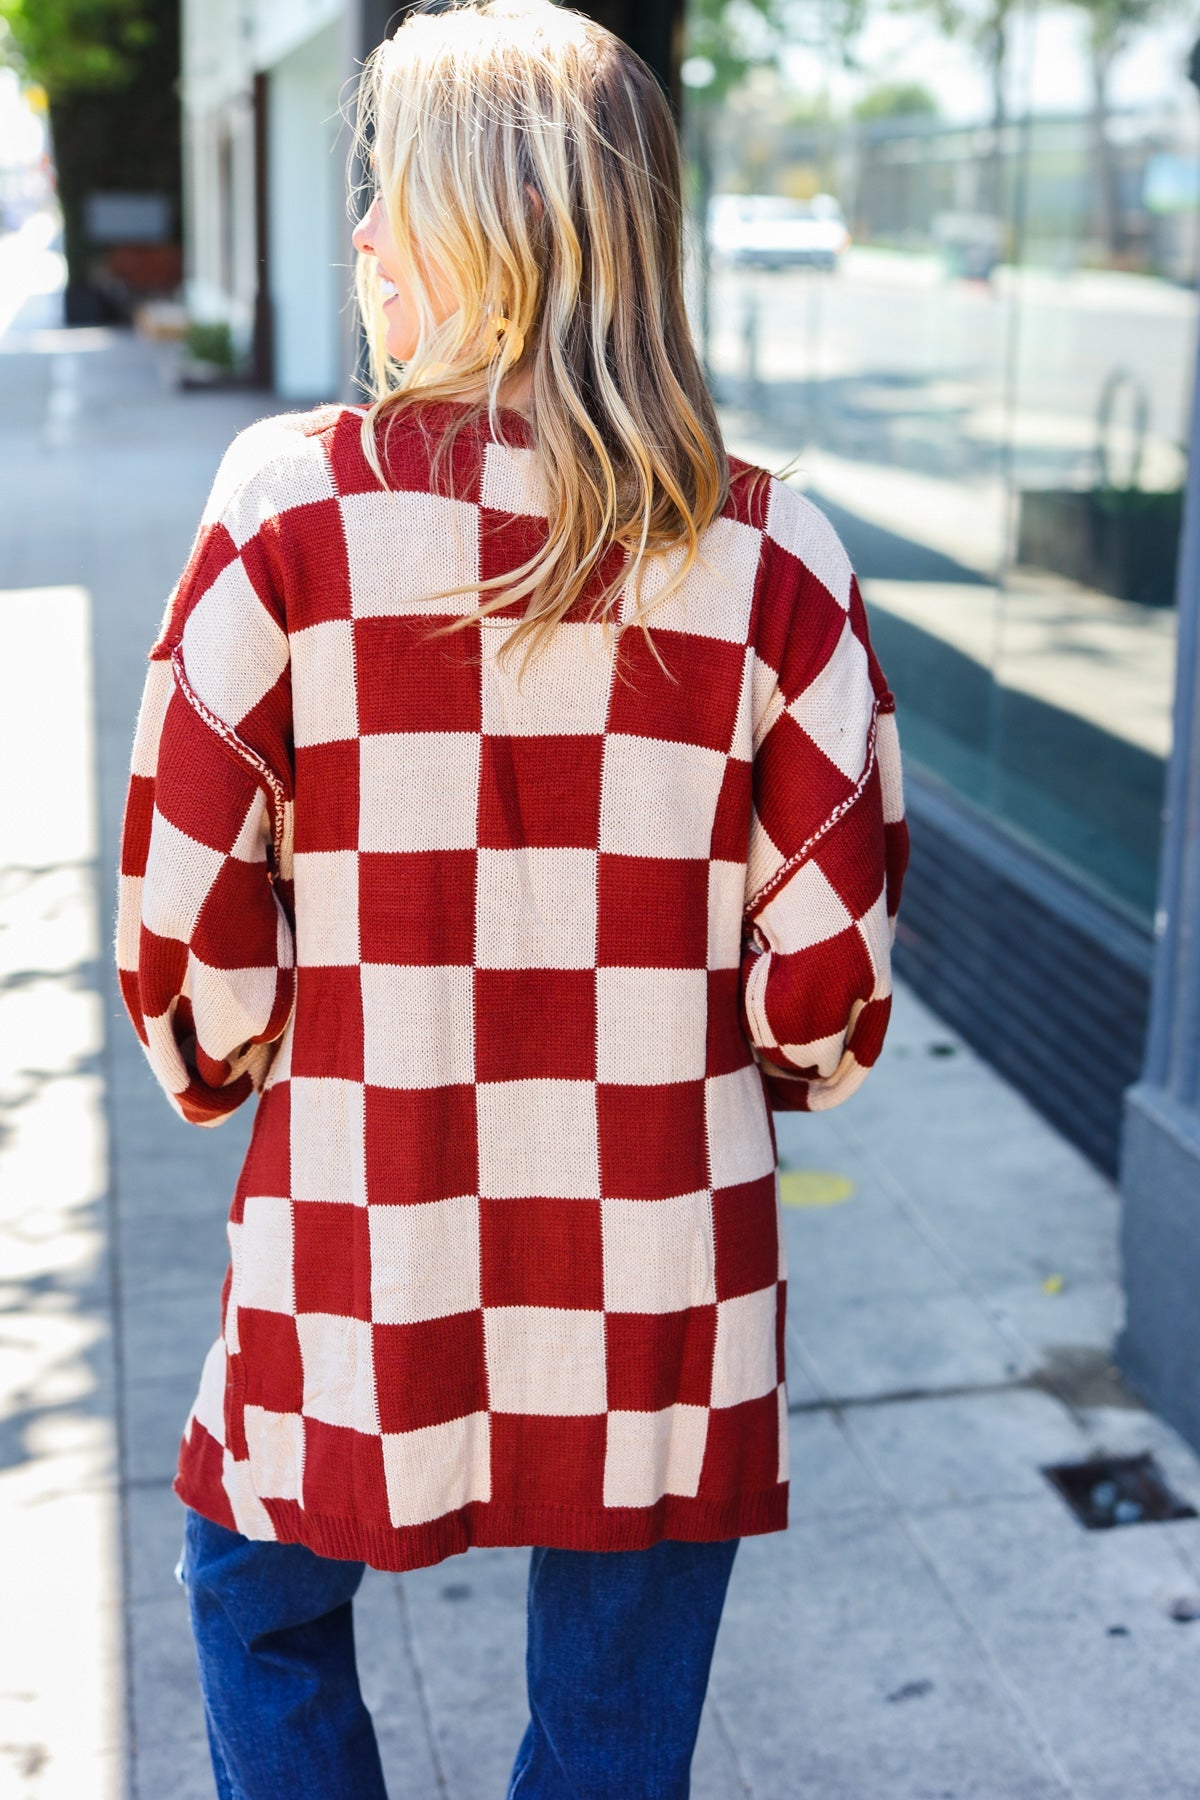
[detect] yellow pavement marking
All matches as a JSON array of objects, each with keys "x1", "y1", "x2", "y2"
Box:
[{"x1": 779, "y1": 1170, "x2": 855, "y2": 1208}]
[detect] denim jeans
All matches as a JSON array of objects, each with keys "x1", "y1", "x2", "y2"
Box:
[{"x1": 178, "y1": 1508, "x2": 739, "y2": 1800}]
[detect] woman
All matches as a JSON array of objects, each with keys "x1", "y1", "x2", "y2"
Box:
[{"x1": 116, "y1": 1, "x2": 908, "y2": 1793}]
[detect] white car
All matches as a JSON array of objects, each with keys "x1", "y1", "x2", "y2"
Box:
[{"x1": 708, "y1": 193, "x2": 849, "y2": 272}]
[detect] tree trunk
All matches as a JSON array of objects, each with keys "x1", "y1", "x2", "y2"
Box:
[{"x1": 1090, "y1": 38, "x2": 1126, "y2": 260}]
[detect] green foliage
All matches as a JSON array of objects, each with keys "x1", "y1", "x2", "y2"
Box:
[
  {"x1": 853, "y1": 80, "x2": 940, "y2": 119},
  {"x1": 685, "y1": 0, "x2": 867, "y2": 106},
  {"x1": 0, "y1": 0, "x2": 155, "y2": 98},
  {"x1": 185, "y1": 320, "x2": 236, "y2": 370}
]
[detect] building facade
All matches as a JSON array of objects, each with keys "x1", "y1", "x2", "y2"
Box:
[{"x1": 180, "y1": 0, "x2": 1200, "y2": 1442}]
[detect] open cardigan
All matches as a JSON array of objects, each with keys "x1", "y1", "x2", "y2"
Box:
[{"x1": 116, "y1": 399, "x2": 909, "y2": 1570}]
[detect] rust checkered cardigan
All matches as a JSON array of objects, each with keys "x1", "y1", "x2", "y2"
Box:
[{"x1": 116, "y1": 400, "x2": 908, "y2": 1570}]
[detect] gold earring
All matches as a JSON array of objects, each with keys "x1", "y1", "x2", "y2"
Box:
[{"x1": 489, "y1": 315, "x2": 525, "y2": 361}]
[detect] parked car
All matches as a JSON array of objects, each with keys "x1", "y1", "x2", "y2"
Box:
[{"x1": 707, "y1": 193, "x2": 850, "y2": 271}]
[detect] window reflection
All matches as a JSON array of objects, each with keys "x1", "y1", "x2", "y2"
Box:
[{"x1": 685, "y1": 0, "x2": 1198, "y2": 921}]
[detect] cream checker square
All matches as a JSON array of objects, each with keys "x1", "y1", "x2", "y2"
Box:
[
  {"x1": 361, "y1": 964, "x2": 474, "y2": 1088},
  {"x1": 623, "y1": 514, "x2": 761, "y2": 643},
  {"x1": 596, "y1": 967, "x2": 706, "y2": 1085},
  {"x1": 705, "y1": 1067, "x2": 776, "y2": 1191},
  {"x1": 383, "y1": 1412, "x2": 491, "y2": 1527},
  {"x1": 294, "y1": 849, "x2": 360, "y2": 966},
  {"x1": 289, "y1": 1077, "x2": 367, "y2": 1205},
  {"x1": 483, "y1": 1305, "x2": 607, "y2": 1414},
  {"x1": 291, "y1": 620, "x2": 358, "y2": 747},
  {"x1": 711, "y1": 1287, "x2": 779, "y2": 1409},
  {"x1": 598, "y1": 735, "x2": 727, "y2": 860},
  {"x1": 476, "y1": 1079, "x2": 601, "y2": 1199},
  {"x1": 359, "y1": 732, "x2": 480, "y2": 852},
  {"x1": 235, "y1": 1194, "x2": 294, "y2": 1314},
  {"x1": 481, "y1": 620, "x2": 613, "y2": 736},
  {"x1": 601, "y1": 1191, "x2": 717, "y2": 1313},
  {"x1": 342, "y1": 490, "x2": 480, "y2": 617},
  {"x1": 369, "y1": 1195, "x2": 481, "y2": 1324},
  {"x1": 296, "y1": 1312, "x2": 378, "y2": 1433},
  {"x1": 603, "y1": 1405, "x2": 709, "y2": 1506},
  {"x1": 475, "y1": 848, "x2": 597, "y2": 969}
]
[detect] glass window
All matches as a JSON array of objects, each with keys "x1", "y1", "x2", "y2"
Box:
[{"x1": 683, "y1": 0, "x2": 1198, "y2": 924}]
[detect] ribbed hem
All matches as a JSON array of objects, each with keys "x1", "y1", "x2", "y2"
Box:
[{"x1": 174, "y1": 1475, "x2": 788, "y2": 1572}]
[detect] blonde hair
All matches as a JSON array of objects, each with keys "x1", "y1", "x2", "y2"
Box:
[{"x1": 351, "y1": 0, "x2": 736, "y2": 667}]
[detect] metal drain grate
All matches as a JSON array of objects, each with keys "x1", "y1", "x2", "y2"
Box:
[{"x1": 1042, "y1": 1453, "x2": 1197, "y2": 1530}]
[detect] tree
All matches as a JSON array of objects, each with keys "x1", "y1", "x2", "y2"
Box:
[
  {"x1": 0, "y1": 0, "x2": 180, "y2": 310},
  {"x1": 853, "y1": 80, "x2": 940, "y2": 120},
  {"x1": 907, "y1": 0, "x2": 1014, "y2": 215},
  {"x1": 1068, "y1": 0, "x2": 1174, "y2": 260}
]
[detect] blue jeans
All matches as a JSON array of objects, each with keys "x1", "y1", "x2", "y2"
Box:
[{"x1": 179, "y1": 1508, "x2": 738, "y2": 1800}]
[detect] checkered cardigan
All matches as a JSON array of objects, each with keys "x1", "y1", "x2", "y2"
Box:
[{"x1": 116, "y1": 400, "x2": 908, "y2": 1570}]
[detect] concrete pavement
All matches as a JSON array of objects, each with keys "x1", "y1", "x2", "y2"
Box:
[{"x1": 6, "y1": 320, "x2": 1200, "y2": 1798}]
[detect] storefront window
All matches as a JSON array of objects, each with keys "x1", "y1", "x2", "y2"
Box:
[{"x1": 683, "y1": 0, "x2": 1198, "y2": 923}]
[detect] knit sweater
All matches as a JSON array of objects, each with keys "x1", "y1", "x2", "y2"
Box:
[{"x1": 116, "y1": 399, "x2": 909, "y2": 1571}]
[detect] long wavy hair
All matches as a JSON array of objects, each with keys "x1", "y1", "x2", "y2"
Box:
[{"x1": 351, "y1": 0, "x2": 736, "y2": 667}]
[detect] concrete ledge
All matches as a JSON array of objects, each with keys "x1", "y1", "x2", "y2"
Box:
[{"x1": 1118, "y1": 1081, "x2": 1200, "y2": 1450}]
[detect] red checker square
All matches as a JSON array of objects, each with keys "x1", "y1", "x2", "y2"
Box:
[
  {"x1": 358, "y1": 850, "x2": 476, "y2": 965},
  {"x1": 354, "y1": 615, "x2": 482, "y2": 735},
  {"x1": 604, "y1": 1307, "x2": 717, "y2": 1411},
  {"x1": 137, "y1": 927, "x2": 187, "y2": 1020},
  {"x1": 707, "y1": 968, "x2": 752, "y2": 1077},
  {"x1": 771, "y1": 932, "x2": 875, "y2": 1048},
  {"x1": 294, "y1": 741, "x2": 359, "y2": 853},
  {"x1": 192, "y1": 859, "x2": 282, "y2": 970},
  {"x1": 753, "y1": 558, "x2": 796, "y2": 687},
  {"x1": 120, "y1": 774, "x2": 155, "y2": 877},
  {"x1": 235, "y1": 1084, "x2": 291, "y2": 1209},
  {"x1": 378, "y1": 405, "x2": 487, "y2": 499},
  {"x1": 607, "y1": 630, "x2": 745, "y2": 754},
  {"x1": 849, "y1": 994, "x2": 891, "y2": 1073},
  {"x1": 754, "y1": 713, "x2": 855, "y2": 869},
  {"x1": 478, "y1": 735, "x2": 604, "y2": 849},
  {"x1": 302, "y1": 1416, "x2": 391, "y2": 1524},
  {"x1": 176, "y1": 1419, "x2": 237, "y2": 1531},
  {"x1": 711, "y1": 1173, "x2": 779, "y2": 1301},
  {"x1": 480, "y1": 1197, "x2": 604, "y2": 1310},
  {"x1": 726, "y1": 458, "x2": 771, "y2": 532},
  {"x1": 293, "y1": 1201, "x2": 372, "y2": 1319},
  {"x1": 812, "y1": 762, "x2": 886, "y2": 919},
  {"x1": 373, "y1": 1311, "x2": 487, "y2": 1433},
  {"x1": 290, "y1": 966, "x2": 364, "y2": 1082},
  {"x1": 364, "y1": 1083, "x2": 477, "y2": 1204},
  {"x1": 171, "y1": 522, "x2": 239, "y2": 634},
  {"x1": 256, "y1": 498, "x2": 351, "y2": 630},
  {"x1": 490, "y1": 1412, "x2": 608, "y2": 1511},
  {"x1": 156, "y1": 690, "x2": 257, "y2": 853},
  {"x1": 596, "y1": 855, "x2": 708, "y2": 969},
  {"x1": 237, "y1": 676, "x2": 294, "y2": 794},
  {"x1": 711, "y1": 758, "x2": 751, "y2": 863},
  {"x1": 597, "y1": 1083, "x2": 708, "y2": 1199},
  {"x1": 237, "y1": 1308, "x2": 305, "y2": 1413},
  {"x1": 776, "y1": 1281, "x2": 787, "y2": 1384},
  {"x1": 326, "y1": 410, "x2": 385, "y2": 496},
  {"x1": 479, "y1": 512, "x2": 550, "y2": 606},
  {"x1": 474, "y1": 969, "x2": 596, "y2": 1082},
  {"x1": 697, "y1": 1389, "x2": 781, "y2": 1502}
]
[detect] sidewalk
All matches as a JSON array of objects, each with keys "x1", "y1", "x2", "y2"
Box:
[{"x1": 5, "y1": 323, "x2": 1200, "y2": 1800}]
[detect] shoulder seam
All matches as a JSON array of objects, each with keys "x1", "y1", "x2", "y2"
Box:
[
  {"x1": 744, "y1": 693, "x2": 893, "y2": 918},
  {"x1": 169, "y1": 646, "x2": 288, "y2": 871}
]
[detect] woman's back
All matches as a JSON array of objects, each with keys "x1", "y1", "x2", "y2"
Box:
[{"x1": 119, "y1": 395, "x2": 904, "y2": 1563}]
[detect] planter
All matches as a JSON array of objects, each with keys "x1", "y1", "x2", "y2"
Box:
[{"x1": 1016, "y1": 486, "x2": 1183, "y2": 608}]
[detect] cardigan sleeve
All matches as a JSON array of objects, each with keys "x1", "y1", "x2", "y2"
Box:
[
  {"x1": 741, "y1": 493, "x2": 909, "y2": 1112},
  {"x1": 115, "y1": 437, "x2": 298, "y2": 1126}
]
